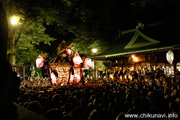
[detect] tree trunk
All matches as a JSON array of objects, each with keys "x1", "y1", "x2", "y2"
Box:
[
  {"x1": 0, "y1": 2, "x2": 8, "y2": 60},
  {"x1": 9, "y1": 31, "x2": 16, "y2": 65},
  {"x1": 9, "y1": 53, "x2": 16, "y2": 65}
]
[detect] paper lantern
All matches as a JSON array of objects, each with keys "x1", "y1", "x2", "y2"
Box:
[
  {"x1": 84, "y1": 58, "x2": 92, "y2": 68},
  {"x1": 36, "y1": 55, "x2": 44, "y2": 67},
  {"x1": 166, "y1": 50, "x2": 174, "y2": 64},
  {"x1": 66, "y1": 48, "x2": 71, "y2": 54},
  {"x1": 73, "y1": 53, "x2": 82, "y2": 65}
]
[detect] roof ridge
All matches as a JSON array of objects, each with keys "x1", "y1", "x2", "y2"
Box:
[{"x1": 124, "y1": 30, "x2": 160, "y2": 49}]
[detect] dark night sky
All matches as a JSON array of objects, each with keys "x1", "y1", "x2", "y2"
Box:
[{"x1": 38, "y1": 0, "x2": 180, "y2": 56}]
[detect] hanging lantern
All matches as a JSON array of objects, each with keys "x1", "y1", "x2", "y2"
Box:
[
  {"x1": 66, "y1": 48, "x2": 71, "y2": 54},
  {"x1": 84, "y1": 58, "x2": 92, "y2": 68},
  {"x1": 36, "y1": 55, "x2": 44, "y2": 67},
  {"x1": 73, "y1": 53, "x2": 82, "y2": 65},
  {"x1": 166, "y1": 50, "x2": 174, "y2": 64}
]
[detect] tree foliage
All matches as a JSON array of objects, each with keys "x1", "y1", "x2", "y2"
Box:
[
  {"x1": 2, "y1": 0, "x2": 56, "y2": 66},
  {"x1": 1, "y1": 0, "x2": 179, "y2": 67}
]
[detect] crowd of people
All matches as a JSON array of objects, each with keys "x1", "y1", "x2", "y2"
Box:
[
  {"x1": 1, "y1": 57, "x2": 180, "y2": 119},
  {"x1": 14, "y1": 71, "x2": 180, "y2": 120}
]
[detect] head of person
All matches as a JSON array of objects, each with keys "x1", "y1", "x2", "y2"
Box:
[{"x1": 0, "y1": 59, "x2": 20, "y2": 108}]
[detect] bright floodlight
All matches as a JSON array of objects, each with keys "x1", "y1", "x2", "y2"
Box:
[
  {"x1": 92, "y1": 48, "x2": 97, "y2": 53},
  {"x1": 11, "y1": 16, "x2": 20, "y2": 25}
]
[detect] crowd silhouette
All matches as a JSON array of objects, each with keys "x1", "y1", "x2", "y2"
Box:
[
  {"x1": 13, "y1": 70, "x2": 180, "y2": 119},
  {"x1": 1, "y1": 57, "x2": 180, "y2": 120}
]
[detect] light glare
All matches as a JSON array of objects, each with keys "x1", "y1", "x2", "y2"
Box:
[
  {"x1": 11, "y1": 16, "x2": 20, "y2": 25},
  {"x1": 92, "y1": 48, "x2": 97, "y2": 53}
]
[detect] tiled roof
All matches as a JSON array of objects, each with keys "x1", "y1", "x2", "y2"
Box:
[{"x1": 97, "y1": 21, "x2": 180, "y2": 58}]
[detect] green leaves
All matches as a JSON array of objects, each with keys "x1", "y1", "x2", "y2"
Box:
[
  {"x1": 4, "y1": 0, "x2": 56, "y2": 66},
  {"x1": 4, "y1": 0, "x2": 169, "y2": 67}
]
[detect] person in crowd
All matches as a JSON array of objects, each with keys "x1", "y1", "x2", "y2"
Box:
[
  {"x1": 12, "y1": 64, "x2": 180, "y2": 120},
  {"x1": 0, "y1": 59, "x2": 47, "y2": 120},
  {"x1": 26, "y1": 101, "x2": 44, "y2": 115}
]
